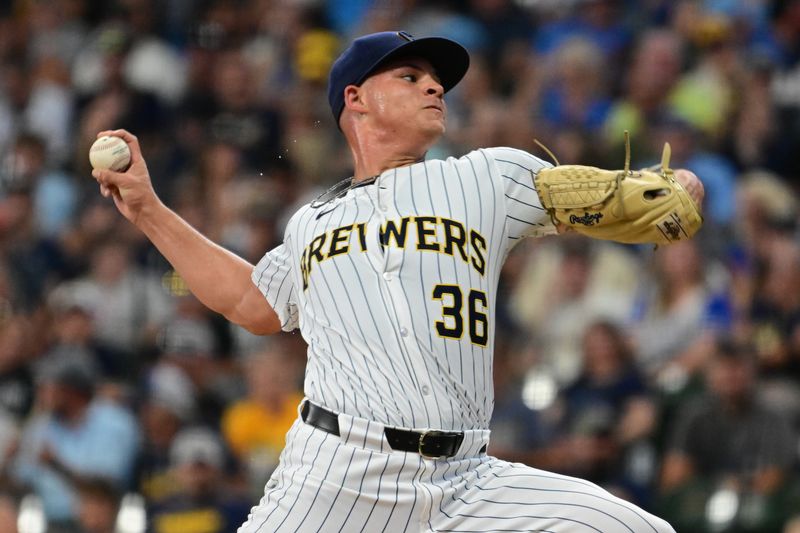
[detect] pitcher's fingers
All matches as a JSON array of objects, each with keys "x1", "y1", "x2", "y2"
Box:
[
  {"x1": 675, "y1": 169, "x2": 704, "y2": 206},
  {"x1": 92, "y1": 168, "x2": 129, "y2": 188},
  {"x1": 99, "y1": 183, "x2": 111, "y2": 198},
  {"x1": 96, "y1": 129, "x2": 143, "y2": 163}
]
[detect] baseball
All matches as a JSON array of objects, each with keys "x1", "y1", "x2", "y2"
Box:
[{"x1": 89, "y1": 135, "x2": 131, "y2": 172}]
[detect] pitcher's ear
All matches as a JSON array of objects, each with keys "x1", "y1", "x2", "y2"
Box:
[{"x1": 343, "y1": 85, "x2": 367, "y2": 114}]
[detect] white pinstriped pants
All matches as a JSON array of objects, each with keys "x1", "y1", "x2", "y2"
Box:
[{"x1": 238, "y1": 407, "x2": 675, "y2": 533}]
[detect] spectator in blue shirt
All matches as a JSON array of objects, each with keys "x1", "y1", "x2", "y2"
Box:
[{"x1": 10, "y1": 356, "x2": 140, "y2": 531}]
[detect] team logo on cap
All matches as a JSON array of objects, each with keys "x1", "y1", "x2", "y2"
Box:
[{"x1": 397, "y1": 31, "x2": 414, "y2": 41}]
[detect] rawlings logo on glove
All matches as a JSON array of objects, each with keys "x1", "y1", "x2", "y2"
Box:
[
  {"x1": 534, "y1": 132, "x2": 703, "y2": 245},
  {"x1": 569, "y1": 213, "x2": 604, "y2": 226}
]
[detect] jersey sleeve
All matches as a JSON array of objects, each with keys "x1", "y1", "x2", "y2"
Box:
[
  {"x1": 485, "y1": 147, "x2": 557, "y2": 242},
  {"x1": 251, "y1": 243, "x2": 299, "y2": 332}
]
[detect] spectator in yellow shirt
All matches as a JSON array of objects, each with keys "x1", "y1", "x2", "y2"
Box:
[{"x1": 221, "y1": 338, "x2": 304, "y2": 498}]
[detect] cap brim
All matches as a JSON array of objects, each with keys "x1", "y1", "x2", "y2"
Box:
[{"x1": 357, "y1": 37, "x2": 470, "y2": 93}]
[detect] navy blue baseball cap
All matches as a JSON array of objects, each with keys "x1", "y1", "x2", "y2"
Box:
[{"x1": 327, "y1": 31, "x2": 470, "y2": 125}]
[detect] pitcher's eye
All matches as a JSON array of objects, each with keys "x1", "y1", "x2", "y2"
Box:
[{"x1": 401, "y1": 74, "x2": 417, "y2": 82}]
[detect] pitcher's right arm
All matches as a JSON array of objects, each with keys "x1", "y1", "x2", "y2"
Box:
[{"x1": 91, "y1": 129, "x2": 280, "y2": 335}]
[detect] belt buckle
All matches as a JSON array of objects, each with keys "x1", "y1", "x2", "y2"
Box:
[{"x1": 418, "y1": 430, "x2": 446, "y2": 459}]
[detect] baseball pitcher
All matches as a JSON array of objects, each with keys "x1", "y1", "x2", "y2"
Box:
[{"x1": 92, "y1": 31, "x2": 703, "y2": 533}]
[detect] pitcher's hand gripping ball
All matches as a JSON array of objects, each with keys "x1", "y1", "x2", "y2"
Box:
[
  {"x1": 535, "y1": 132, "x2": 703, "y2": 245},
  {"x1": 89, "y1": 135, "x2": 131, "y2": 172}
]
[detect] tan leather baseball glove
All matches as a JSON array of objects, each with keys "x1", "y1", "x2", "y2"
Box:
[{"x1": 534, "y1": 134, "x2": 703, "y2": 245}]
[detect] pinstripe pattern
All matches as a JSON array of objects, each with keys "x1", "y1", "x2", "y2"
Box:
[
  {"x1": 248, "y1": 148, "x2": 675, "y2": 532},
  {"x1": 238, "y1": 405, "x2": 674, "y2": 532},
  {"x1": 252, "y1": 148, "x2": 555, "y2": 431}
]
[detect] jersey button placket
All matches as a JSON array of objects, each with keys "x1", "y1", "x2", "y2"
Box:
[{"x1": 373, "y1": 187, "x2": 436, "y2": 419}]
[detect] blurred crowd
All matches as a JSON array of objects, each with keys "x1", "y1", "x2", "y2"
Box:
[{"x1": 0, "y1": 0, "x2": 799, "y2": 532}]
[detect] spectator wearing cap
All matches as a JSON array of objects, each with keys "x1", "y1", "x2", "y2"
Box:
[
  {"x1": 149, "y1": 427, "x2": 250, "y2": 533},
  {"x1": 45, "y1": 284, "x2": 121, "y2": 381},
  {"x1": 134, "y1": 363, "x2": 196, "y2": 506},
  {"x1": 9, "y1": 357, "x2": 140, "y2": 531},
  {"x1": 155, "y1": 291, "x2": 238, "y2": 427}
]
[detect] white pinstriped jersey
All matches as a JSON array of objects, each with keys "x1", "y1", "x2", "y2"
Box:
[{"x1": 252, "y1": 147, "x2": 555, "y2": 431}]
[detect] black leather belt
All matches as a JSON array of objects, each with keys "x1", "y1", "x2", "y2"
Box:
[{"x1": 301, "y1": 401, "x2": 465, "y2": 459}]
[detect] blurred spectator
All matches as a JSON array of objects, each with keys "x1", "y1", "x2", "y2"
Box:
[
  {"x1": 26, "y1": 0, "x2": 87, "y2": 67},
  {"x1": 0, "y1": 313, "x2": 34, "y2": 421},
  {"x1": 155, "y1": 288, "x2": 243, "y2": 426},
  {"x1": 750, "y1": 0, "x2": 800, "y2": 69},
  {"x1": 403, "y1": 3, "x2": 488, "y2": 55},
  {"x1": 45, "y1": 285, "x2": 118, "y2": 382},
  {"x1": 765, "y1": 0, "x2": 800, "y2": 179},
  {"x1": 747, "y1": 237, "x2": 800, "y2": 379},
  {"x1": 3, "y1": 132, "x2": 78, "y2": 238},
  {"x1": 510, "y1": 236, "x2": 639, "y2": 383},
  {"x1": 538, "y1": 37, "x2": 612, "y2": 134},
  {"x1": 542, "y1": 321, "x2": 658, "y2": 504},
  {"x1": 730, "y1": 171, "x2": 799, "y2": 318},
  {"x1": 181, "y1": 48, "x2": 283, "y2": 172},
  {"x1": 668, "y1": 2, "x2": 741, "y2": 138},
  {"x1": 469, "y1": 0, "x2": 534, "y2": 73},
  {"x1": 51, "y1": 238, "x2": 173, "y2": 378},
  {"x1": 0, "y1": 169, "x2": 67, "y2": 310},
  {"x1": 534, "y1": 0, "x2": 632, "y2": 64},
  {"x1": 603, "y1": 28, "x2": 685, "y2": 155},
  {"x1": 489, "y1": 336, "x2": 556, "y2": 463},
  {"x1": 180, "y1": 140, "x2": 260, "y2": 249},
  {"x1": 135, "y1": 363, "x2": 196, "y2": 507},
  {"x1": 10, "y1": 356, "x2": 140, "y2": 530},
  {"x1": 157, "y1": 293, "x2": 218, "y2": 372},
  {"x1": 723, "y1": 53, "x2": 781, "y2": 172},
  {"x1": 658, "y1": 338, "x2": 800, "y2": 532},
  {"x1": 630, "y1": 240, "x2": 720, "y2": 380},
  {"x1": 222, "y1": 340, "x2": 304, "y2": 498},
  {"x1": 734, "y1": 170, "x2": 798, "y2": 255},
  {"x1": 0, "y1": 53, "x2": 74, "y2": 165},
  {"x1": 149, "y1": 427, "x2": 250, "y2": 533}
]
